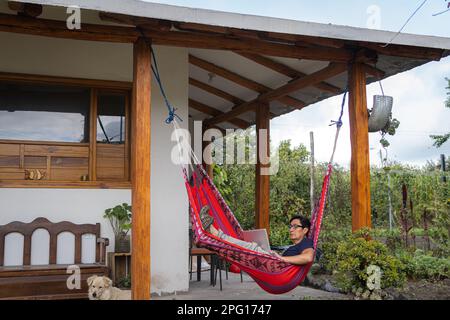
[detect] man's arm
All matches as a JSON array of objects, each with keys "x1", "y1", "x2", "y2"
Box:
[{"x1": 279, "y1": 248, "x2": 314, "y2": 266}]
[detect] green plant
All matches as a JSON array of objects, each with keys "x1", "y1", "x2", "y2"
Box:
[
  {"x1": 103, "y1": 203, "x2": 132, "y2": 240},
  {"x1": 411, "y1": 252, "x2": 449, "y2": 280},
  {"x1": 269, "y1": 223, "x2": 290, "y2": 246},
  {"x1": 316, "y1": 227, "x2": 351, "y2": 273},
  {"x1": 379, "y1": 118, "x2": 400, "y2": 148},
  {"x1": 117, "y1": 274, "x2": 131, "y2": 288},
  {"x1": 325, "y1": 232, "x2": 406, "y2": 292},
  {"x1": 384, "y1": 229, "x2": 403, "y2": 251}
]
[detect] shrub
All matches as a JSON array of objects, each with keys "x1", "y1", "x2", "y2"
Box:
[
  {"x1": 411, "y1": 250, "x2": 449, "y2": 280},
  {"x1": 317, "y1": 228, "x2": 351, "y2": 272},
  {"x1": 269, "y1": 223, "x2": 290, "y2": 246},
  {"x1": 325, "y1": 232, "x2": 406, "y2": 292},
  {"x1": 395, "y1": 249, "x2": 450, "y2": 280}
]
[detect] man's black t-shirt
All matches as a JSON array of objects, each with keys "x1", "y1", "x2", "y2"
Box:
[{"x1": 282, "y1": 238, "x2": 314, "y2": 257}]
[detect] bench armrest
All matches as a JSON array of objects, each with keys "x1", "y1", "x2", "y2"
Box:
[{"x1": 97, "y1": 237, "x2": 109, "y2": 247}]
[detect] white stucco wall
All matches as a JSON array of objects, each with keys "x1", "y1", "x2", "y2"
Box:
[{"x1": 0, "y1": 31, "x2": 189, "y2": 295}]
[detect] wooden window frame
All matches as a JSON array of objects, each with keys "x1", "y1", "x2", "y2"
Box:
[{"x1": 0, "y1": 72, "x2": 132, "y2": 189}]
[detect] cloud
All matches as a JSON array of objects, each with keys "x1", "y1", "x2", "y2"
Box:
[{"x1": 271, "y1": 57, "x2": 450, "y2": 168}]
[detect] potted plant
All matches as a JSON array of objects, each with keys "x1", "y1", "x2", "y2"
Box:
[{"x1": 103, "y1": 203, "x2": 132, "y2": 253}]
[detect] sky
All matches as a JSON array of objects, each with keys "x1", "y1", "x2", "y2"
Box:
[{"x1": 145, "y1": 0, "x2": 450, "y2": 168}]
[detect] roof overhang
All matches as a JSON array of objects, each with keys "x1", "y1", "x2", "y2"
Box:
[{"x1": 1, "y1": 0, "x2": 449, "y2": 130}]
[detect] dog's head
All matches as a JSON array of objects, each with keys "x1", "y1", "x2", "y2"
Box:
[{"x1": 87, "y1": 275, "x2": 113, "y2": 300}]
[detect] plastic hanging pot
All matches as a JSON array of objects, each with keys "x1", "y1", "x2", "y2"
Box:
[{"x1": 368, "y1": 95, "x2": 393, "y2": 132}]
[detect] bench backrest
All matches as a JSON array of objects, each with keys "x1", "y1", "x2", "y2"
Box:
[{"x1": 0, "y1": 217, "x2": 103, "y2": 266}]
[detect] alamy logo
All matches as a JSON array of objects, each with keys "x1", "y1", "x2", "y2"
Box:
[
  {"x1": 366, "y1": 265, "x2": 381, "y2": 290},
  {"x1": 66, "y1": 6, "x2": 81, "y2": 30},
  {"x1": 171, "y1": 121, "x2": 279, "y2": 176},
  {"x1": 366, "y1": 5, "x2": 381, "y2": 30},
  {"x1": 66, "y1": 265, "x2": 81, "y2": 290}
]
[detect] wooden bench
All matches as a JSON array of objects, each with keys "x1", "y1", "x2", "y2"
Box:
[{"x1": 0, "y1": 217, "x2": 109, "y2": 300}]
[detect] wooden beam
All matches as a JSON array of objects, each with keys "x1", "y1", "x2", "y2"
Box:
[
  {"x1": 205, "y1": 63, "x2": 347, "y2": 126},
  {"x1": 348, "y1": 62, "x2": 371, "y2": 232},
  {"x1": 146, "y1": 31, "x2": 353, "y2": 61},
  {"x1": 189, "y1": 78, "x2": 277, "y2": 123},
  {"x1": 237, "y1": 52, "x2": 341, "y2": 94},
  {"x1": 1, "y1": 13, "x2": 444, "y2": 61},
  {"x1": 358, "y1": 42, "x2": 444, "y2": 61},
  {"x1": 259, "y1": 63, "x2": 347, "y2": 102},
  {"x1": 189, "y1": 55, "x2": 305, "y2": 109},
  {"x1": 363, "y1": 64, "x2": 386, "y2": 79},
  {"x1": 131, "y1": 37, "x2": 151, "y2": 300},
  {"x1": 8, "y1": 1, "x2": 42, "y2": 17},
  {"x1": 189, "y1": 78, "x2": 245, "y2": 105},
  {"x1": 264, "y1": 32, "x2": 346, "y2": 48},
  {"x1": 189, "y1": 99, "x2": 250, "y2": 129},
  {"x1": 99, "y1": 12, "x2": 172, "y2": 31},
  {"x1": 0, "y1": 13, "x2": 138, "y2": 43},
  {"x1": 255, "y1": 103, "x2": 270, "y2": 234},
  {"x1": 99, "y1": 13, "x2": 352, "y2": 62},
  {"x1": 175, "y1": 21, "x2": 229, "y2": 35},
  {"x1": 0, "y1": 71, "x2": 132, "y2": 90}
]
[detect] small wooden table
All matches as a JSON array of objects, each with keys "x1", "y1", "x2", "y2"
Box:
[
  {"x1": 189, "y1": 248, "x2": 217, "y2": 285},
  {"x1": 107, "y1": 252, "x2": 131, "y2": 286}
]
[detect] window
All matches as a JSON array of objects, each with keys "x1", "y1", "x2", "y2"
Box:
[
  {"x1": 97, "y1": 92, "x2": 126, "y2": 144},
  {"x1": 0, "y1": 83, "x2": 90, "y2": 143},
  {"x1": 0, "y1": 76, "x2": 131, "y2": 188}
]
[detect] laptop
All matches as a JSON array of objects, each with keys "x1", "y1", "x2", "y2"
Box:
[{"x1": 242, "y1": 229, "x2": 271, "y2": 252}]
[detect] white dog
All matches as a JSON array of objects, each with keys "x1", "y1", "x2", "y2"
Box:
[{"x1": 87, "y1": 275, "x2": 131, "y2": 300}]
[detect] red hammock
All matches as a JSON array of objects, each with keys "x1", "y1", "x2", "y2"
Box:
[{"x1": 184, "y1": 163, "x2": 333, "y2": 294}]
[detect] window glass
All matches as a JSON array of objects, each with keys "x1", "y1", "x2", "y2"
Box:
[
  {"x1": 0, "y1": 83, "x2": 90, "y2": 142},
  {"x1": 96, "y1": 93, "x2": 126, "y2": 144}
]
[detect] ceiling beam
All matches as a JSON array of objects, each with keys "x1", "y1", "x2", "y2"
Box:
[
  {"x1": 189, "y1": 99, "x2": 250, "y2": 129},
  {"x1": 363, "y1": 64, "x2": 386, "y2": 79},
  {"x1": 205, "y1": 63, "x2": 347, "y2": 127},
  {"x1": 8, "y1": 1, "x2": 42, "y2": 18},
  {"x1": 189, "y1": 55, "x2": 305, "y2": 109},
  {"x1": 236, "y1": 52, "x2": 341, "y2": 94},
  {"x1": 189, "y1": 77, "x2": 277, "y2": 120},
  {"x1": 189, "y1": 78, "x2": 245, "y2": 105}
]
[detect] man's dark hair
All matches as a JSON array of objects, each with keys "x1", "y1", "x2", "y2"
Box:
[{"x1": 290, "y1": 215, "x2": 311, "y2": 235}]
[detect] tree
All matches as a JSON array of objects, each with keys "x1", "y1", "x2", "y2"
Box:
[{"x1": 430, "y1": 78, "x2": 450, "y2": 147}]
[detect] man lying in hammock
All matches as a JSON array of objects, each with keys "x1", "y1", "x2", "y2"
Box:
[{"x1": 200, "y1": 206, "x2": 314, "y2": 266}]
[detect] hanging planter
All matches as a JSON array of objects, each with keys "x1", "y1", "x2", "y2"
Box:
[{"x1": 368, "y1": 95, "x2": 393, "y2": 132}]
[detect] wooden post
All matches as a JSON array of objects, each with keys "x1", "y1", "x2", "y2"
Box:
[
  {"x1": 89, "y1": 89, "x2": 97, "y2": 181},
  {"x1": 131, "y1": 37, "x2": 151, "y2": 300},
  {"x1": 348, "y1": 62, "x2": 371, "y2": 232},
  {"x1": 255, "y1": 103, "x2": 270, "y2": 234}
]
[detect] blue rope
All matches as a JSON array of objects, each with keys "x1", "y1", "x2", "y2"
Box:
[
  {"x1": 137, "y1": 27, "x2": 183, "y2": 124},
  {"x1": 330, "y1": 90, "x2": 347, "y2": 128},
  {"x1": 150, "y1": 49, "x2": 183, "y2": 124}
]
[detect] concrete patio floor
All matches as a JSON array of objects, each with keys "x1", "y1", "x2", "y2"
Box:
[{"x1": 152, "y1": 270, "x2": 349, "y2": 300}]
